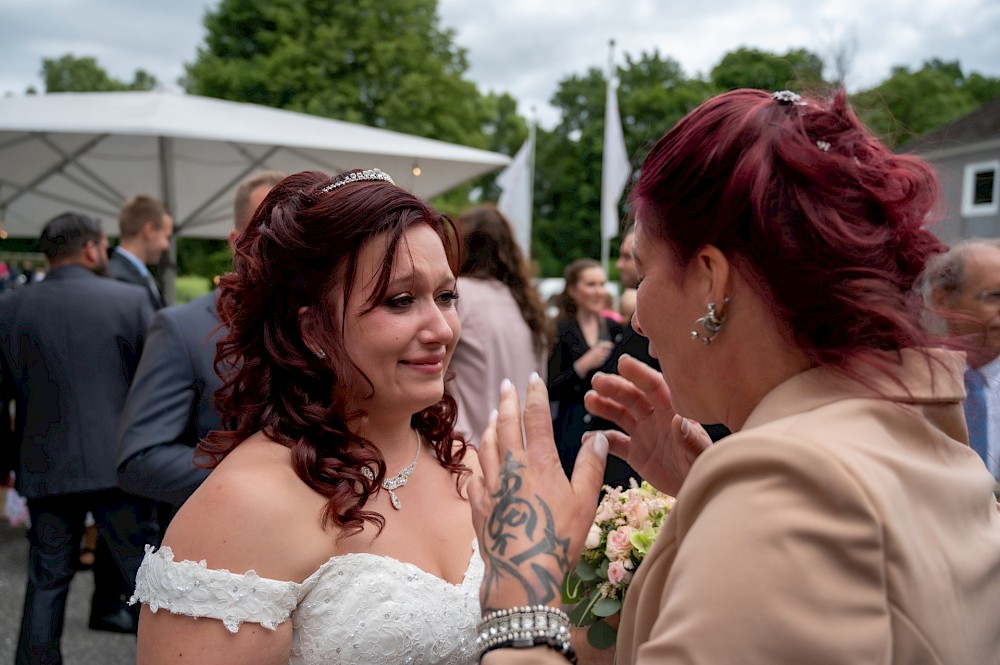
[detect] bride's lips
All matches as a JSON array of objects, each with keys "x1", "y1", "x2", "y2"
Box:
[{"x1": 401, "y1": 354, "x2": 446, "y2": 374}]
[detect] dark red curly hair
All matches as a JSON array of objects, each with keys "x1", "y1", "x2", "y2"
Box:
[
  {"x1": 632, "y1": 88, "x2": 946, "y2": 382},
  {"x1": 199, "y1": 169, "x2": 467, "y2": 535}
]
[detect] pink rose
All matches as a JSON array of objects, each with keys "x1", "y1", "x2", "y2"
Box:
[
  {"x1": 622, "y1": 497, "x2": 650, "y2": 528},
  {"x1": 605, "y1": 526, "x2": 634, "y2": 560},
  {"x1": 608, "y1": 560, "x2": 632, "y2": 586}
]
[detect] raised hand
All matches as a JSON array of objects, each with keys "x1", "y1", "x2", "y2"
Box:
[
  {"x1": 583, "y1": 355, "x2": 712, "y2": 495},
  {"x1": 574, "y1": 341, "x2": 614, "y2": 377},
  {"x1": 468, "y1": 374, "x2": 608, "y2": 612}
]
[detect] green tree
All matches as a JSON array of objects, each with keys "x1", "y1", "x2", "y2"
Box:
[
  {"x1": 184, "y1": 0, "x2": 489, "y2": 147},
  {"x1": 40, "y1": 54, "x2": 157, "y2": 92},
  {"x1": 851, "y1": 59, "x2": 1000, "y2": 147},
  {"x1": 710, "y1": 47, "x2": 827, "y2": 92}
]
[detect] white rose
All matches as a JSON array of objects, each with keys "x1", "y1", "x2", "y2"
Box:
[{"x1": 585, "y1": 524, "x2": 602, "y2": 550}]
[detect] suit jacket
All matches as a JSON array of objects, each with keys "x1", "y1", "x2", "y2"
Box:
[
  {"x1": 486, "y1": 349, "x2": 1000, "y2": 665},
  {"x1": 117, "y1": 290, "x2": 225, "y2": 507},
  {"x1": 108, "y1": 247, "x2": 165, "y2": 310},
  {"x1": 0, "y1": 264, "x2": 153, "y2": 498},
  {"x1": 450, "y1": 277, "x2": 547, "y2": 445}
]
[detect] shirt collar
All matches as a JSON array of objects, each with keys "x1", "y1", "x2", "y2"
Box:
[
  {"x1": 114, "y1": 246, "x2": 150, "y2": 277},
  {"x1": 974, "y1": 353, "x2": 1000, "y2": 386}
]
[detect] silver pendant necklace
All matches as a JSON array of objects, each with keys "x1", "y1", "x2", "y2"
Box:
[{"x1": 362, "y1": 431, "x2": 421, "y2": 510}]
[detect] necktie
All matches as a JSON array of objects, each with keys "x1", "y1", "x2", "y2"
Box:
[
  {"x1": 145, "y1": 273, "x2": 164, "y2": 307},
  {"x1": 964, "y1": 369, "x2": 989, "y2": 465}
]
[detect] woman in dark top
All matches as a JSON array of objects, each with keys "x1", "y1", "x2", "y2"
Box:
[{"x1": 547, "y1": 258, "x2": 622, "y2": 477}]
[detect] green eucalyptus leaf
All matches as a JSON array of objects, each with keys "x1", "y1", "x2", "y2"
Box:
[
  {"x1": 597, "y1": 558, "x2": 611, "y2": 579},
  {"x1": 587, "y1": 619, "x2": 618, "y2": 650},
  {"x1": 567, "y1": 600, "x2": 595, "y2": 627},
  {"x1": 575, "y1": 559, "x2": 599, "y2": 581},
  {"x1": 593, "y1": 597, "x2": 622, "y2": 617}
]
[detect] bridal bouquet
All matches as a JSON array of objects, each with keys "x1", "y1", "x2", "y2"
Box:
[{"x1": 562, "y1": 480, "x2": 675, "y2": 649}]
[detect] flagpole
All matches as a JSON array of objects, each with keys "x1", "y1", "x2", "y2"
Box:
[
  {"x1": 601, "y1": 40, "x2": 615, "y2": 273},
  {"x1": 527, "y1": 107, "x2": 536, "y2": 260}
]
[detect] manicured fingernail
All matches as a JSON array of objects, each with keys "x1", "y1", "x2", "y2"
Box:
[
  {"x1": 529, "y1": 371, "x2": 541, "y2": 384},
  {"x1": 680, "y1": 417, "x2": 690, "y2": 436},
  {"x1": 488, "y1": 409, "x2": 498, "y2": 426},
  {"x1": 592, "y1": 432, "x2": 609, "y2": 458},
  {"x1": 620, "y1": 353, "x2": 632, "y2": 362},
  {"x1": 500, "y1": 378, "x2": 513, "y2": 393}
]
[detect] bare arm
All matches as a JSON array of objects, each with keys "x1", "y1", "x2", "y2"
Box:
[{"x1": 135, "y1": 448, "x2": 318, "y2": 665}]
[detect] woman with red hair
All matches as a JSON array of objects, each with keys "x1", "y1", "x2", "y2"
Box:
[
  {"x1": 130, "y1": 169, "x2": 482, "y2": 664},
  {"x1": 468, "y1": 90, "x2": 1000, "y2": 664}
]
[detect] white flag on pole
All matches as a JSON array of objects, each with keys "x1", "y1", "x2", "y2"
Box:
[
  {"x1": 601, "y1": 74, "x2": 630, "y2": 242},
  {"x1": 497, "y1": 127, "x2": 535, "y2": 256}
]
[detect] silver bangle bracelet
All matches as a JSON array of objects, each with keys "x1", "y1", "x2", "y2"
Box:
[{"x1": 476, "y1": 605, "x2": 576, "y2": 663}]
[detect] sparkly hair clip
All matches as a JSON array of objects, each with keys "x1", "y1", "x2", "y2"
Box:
[
  {"x1": 320, "y1": 168, "x2": 395, "y2": 193},
  {"x1": 772, "y1": 90, "x2": 807, "y2": 106},
  {"x1": 816, "y1": 140, "x2": 831, "y2": 152}
]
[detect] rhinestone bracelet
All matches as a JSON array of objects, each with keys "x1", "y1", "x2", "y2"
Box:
[{"x1": 476, "y1": 605, "x2": 577, "y2": 664}]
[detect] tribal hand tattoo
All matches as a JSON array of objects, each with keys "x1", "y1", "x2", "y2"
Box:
[{"x1": 481, "y1": 451, "x2": 572, "y2": 611}]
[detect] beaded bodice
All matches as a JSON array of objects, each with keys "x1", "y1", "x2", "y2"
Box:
[{"x1": 130, "y1": 541, "x2": 483, "y2": 664}]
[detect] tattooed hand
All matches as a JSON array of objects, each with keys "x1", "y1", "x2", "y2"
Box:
[{"x1": 468, "y1": 373, "x2": 608, "y2": 612}]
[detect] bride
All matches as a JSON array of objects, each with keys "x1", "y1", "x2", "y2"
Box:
[{"x1": 131, "y1": 169, "x2": 482, "y2": 664}]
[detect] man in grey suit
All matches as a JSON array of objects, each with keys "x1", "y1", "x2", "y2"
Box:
[
  {"x1": 117, "y1": 171, "x2": 285, "y2": 510},
  {"x1": 108, "y1": 195, "x2": 173, "y2": 310},
  {"x1": 0, "y1": 213, "x2": 154, "y2": 664}
]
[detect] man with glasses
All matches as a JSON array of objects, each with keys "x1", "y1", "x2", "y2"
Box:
[
  {"x1": 921, "y1": 239, "x2": 1000, "y2": 484},
  {"x1": 0, "y1": 212, "x2": 154, "y2": 663}
]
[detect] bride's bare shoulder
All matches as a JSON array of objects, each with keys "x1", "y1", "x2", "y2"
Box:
[{"x1": 162, "y1": 434, "x2": 332, "y2": 581}]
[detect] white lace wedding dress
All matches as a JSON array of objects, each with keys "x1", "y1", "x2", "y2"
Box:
[{"x1": 130, "y1": 540, "x2": 484, "y2": 664}]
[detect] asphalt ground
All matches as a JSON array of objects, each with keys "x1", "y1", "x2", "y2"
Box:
[{"x1": 0, "y1": 512, "x2": 136, "y2": 665}]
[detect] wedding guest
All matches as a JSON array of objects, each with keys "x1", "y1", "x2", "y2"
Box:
[
  {"x1": 591, "y1": 226, "x2": 730, "y2": 489},
  {"x1": 468, "y1": 89, "x2": 1000, "y2": 664},
  {"x1": 110, "y1": 195, "x2": 173, "y2": 310},
  {"x1": 131, "y1": 169, "x2": 482, "y2": 665},
  {"x1": 548, "y1": 259, "x2": 621, "y2": 477},
  {"x1": 920, "y1": 238, "x2": 1000, "y2": 482},
  {"x1": 117, "y1": 171, "x2": 286, "y2": 512},
  {"x1": 450, "y1": 204, "x2": 551, "y2": 445},
  {"x1": 1, "y1": 213, "x2": 154, "y2": 660}
]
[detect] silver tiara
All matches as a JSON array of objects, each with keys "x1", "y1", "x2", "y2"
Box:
[
  {"x1": 320, "y1": 168, "x2": 395, "y2": 193},
  {"x1": 772, "y1": 90, "x2": 806, "y2": 106}
]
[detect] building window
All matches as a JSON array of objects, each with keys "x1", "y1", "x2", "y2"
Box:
[{"x1": 962, "y1": 160, "x2": 1000, "y2": 217}]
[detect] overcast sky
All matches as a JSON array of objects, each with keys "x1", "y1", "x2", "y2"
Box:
[{"x1": 2, "y1": 0, "x2": 999, "y2": 128}]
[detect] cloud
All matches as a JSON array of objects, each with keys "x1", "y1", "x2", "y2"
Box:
[{"x1": 2, "y1": 0, "x2": 998, "y2": 130}]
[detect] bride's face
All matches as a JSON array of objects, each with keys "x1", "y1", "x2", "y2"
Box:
[{"x1": 339, "y1": 223, "x2": 461, "y2": 418}]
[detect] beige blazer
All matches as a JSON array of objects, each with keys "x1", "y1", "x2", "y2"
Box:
[{"x1": 486, "y1": 349, "x2": 1000, "y2": 664}]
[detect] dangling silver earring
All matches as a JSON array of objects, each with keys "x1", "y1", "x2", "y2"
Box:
[{"x1": 690, "y1": 298, "x2": 730, "y2": 345}]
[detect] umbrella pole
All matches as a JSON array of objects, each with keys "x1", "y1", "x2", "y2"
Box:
[{"x1": 158, "y1": 136, "x2": 178, "y2": 306}]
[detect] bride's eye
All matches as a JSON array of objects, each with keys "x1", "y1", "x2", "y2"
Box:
[
  {"x1": 385, "y1": 294, "x2": 414, "y2": 310},
  {"x1": 437, "y1": 291, "x2": 459, "y2": 307}
]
